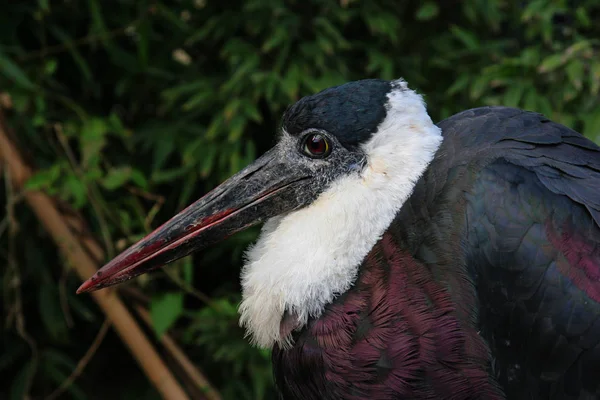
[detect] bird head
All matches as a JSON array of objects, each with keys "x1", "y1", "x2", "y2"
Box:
[{"x1": 77, "y1": 78, "x2": 442, "y2": 347}]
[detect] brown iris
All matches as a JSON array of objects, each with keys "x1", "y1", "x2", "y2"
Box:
[{"x1": 302, "y1": 133, "x2": 331, "y2": 158}]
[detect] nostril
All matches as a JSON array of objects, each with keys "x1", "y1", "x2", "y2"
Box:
[{"x1": 241, "y1": 163, "x2": 267, "y2": 181}]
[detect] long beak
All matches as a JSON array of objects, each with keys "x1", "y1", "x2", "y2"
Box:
[{"x1": 77, "y1": 148, "x2": 310, "y2": 293}]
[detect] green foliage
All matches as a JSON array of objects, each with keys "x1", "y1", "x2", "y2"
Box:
[
  {"x1": 150, "y1": 292, "x2": 184, "y2": 338},
  {"x1": 1, "y1": 0, "x2": 599, "y2": 398}
]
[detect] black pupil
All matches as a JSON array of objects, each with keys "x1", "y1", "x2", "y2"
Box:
[{"x1": 307, "y1": 134, "x2": 326, "y2": 155}]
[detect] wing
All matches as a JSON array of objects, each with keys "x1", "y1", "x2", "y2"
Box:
[{"x1": 437, "y1": 107, "x2": 600, "y2": 399}]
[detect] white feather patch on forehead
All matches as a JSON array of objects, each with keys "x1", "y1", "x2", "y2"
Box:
[{"x1": 238, "y1": 79, "x2": 443, "y2": 348}]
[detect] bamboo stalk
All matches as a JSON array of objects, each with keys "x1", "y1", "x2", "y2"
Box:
[
  {"x1": 135, "y1": 306, "x2": 222, "y2": 400},
  {"x1": 0, "y1": 111, "x2": 189, "y2": 400}
]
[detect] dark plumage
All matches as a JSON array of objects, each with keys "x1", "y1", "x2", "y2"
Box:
[
  {"x1": 273, "y1": 107, "x2": 600, "y2": 399},
  {"x1": 274, "y1": 233, "x2": 503, "y2": 399}
]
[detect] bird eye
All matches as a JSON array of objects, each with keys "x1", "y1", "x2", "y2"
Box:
[{"x1": 302, "y1": 133, "x2": 331, "y2": 158}]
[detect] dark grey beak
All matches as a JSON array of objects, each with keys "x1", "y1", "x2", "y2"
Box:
[{"x1": 77, "y1": 148, "x2": 312, "y2": 293}]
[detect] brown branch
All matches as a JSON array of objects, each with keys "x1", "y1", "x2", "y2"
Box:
[
  {"x1": 126, "y1": 185, "x2": 166, "y2": 231},
  {"x1": 0, "y1": 110, "x2": 189, "y2": 400},
  {"x1": 163, "y1": 267, "x2": 213, "y2": 306},
  {"x1": 136, "y1": 306, "x2": 222, "y2": 400},
  {"x1": 44, "y1": 319, "x2": 111, "y2": 400},
  {"x1": 62, "y1": 208, "x2": 106, "y2": 264}
]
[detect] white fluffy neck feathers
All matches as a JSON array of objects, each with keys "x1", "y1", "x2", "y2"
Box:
[{"x1": 238, "y1": 80, "x2": 443, "y2": 348}]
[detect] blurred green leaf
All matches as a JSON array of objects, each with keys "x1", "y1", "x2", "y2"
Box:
[
  {"x1": 65, "y1": 174, "x2": 88, "y2": 208},
  {"x1": 0, "y1": 51, "x2": 36, "y2": 90},
  {"x1": 151, "y1": 167, "x2": 189, "y2": 183},
  {"x1": 450, "y1": 25, "x2": 479, "y2": 50},
  {"x1": 539, "y1": 53, "x2": 564, "y2": 73},
  {"x1": 446, "y1": 74, "x2": 470, "y2": 96},
  {"x1": 566, "y1": 60, "x2": 584, "y2": 90},
  {"x1": 38, "y1": 0, "x2": 49, "y2": 11},
  {"x1": 81, "y1": 118, "x2": 108, "y2": 167},
  {"x1": 130, "y1": 168, "x2": 149, "y2": 189},
  {"x1": 590, "y1": 62, "x2": 600, "y2": 96},
  {"x1": 183, "y1": 257, "x2": 193, "y2": 284},
  {"x1": 416, "y1": 2, "x2": 439, "y2": 21},
  {"x1": 503, "y1": 84, "x2": 525, "y2": 108},
  {"x1": 583, "y1": 111, "x2": 600, "y2": 140},
  {"x1": 150, "y1": 292, "x2": 184, "y2": 338},
  {"x1": 469, "y1": 75, "x2": 489, "y2": 100},
  {"x1": 102, "y1": 166, "x2": 132, "y2": 190},
  {"x1": 39, "y1": 283, "x2": 69, "y2": 341},
  {"x1": 575, "y1": 6, "x2": 591, "y2": 27},
  {"x1": 25, "y1": 164, "x2": 62, "y2": 191},
  {"x1": 183, "y1": 91, "x2": 212, "y2": 111}
]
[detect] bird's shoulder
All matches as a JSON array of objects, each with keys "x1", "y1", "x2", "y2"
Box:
[{"x1": 435, "y1": 106, "x2": 600, "y2": 228}]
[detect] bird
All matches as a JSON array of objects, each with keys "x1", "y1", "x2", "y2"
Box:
[{"x1": 77, "y1": 78, "x2": 600, "y2": 399}]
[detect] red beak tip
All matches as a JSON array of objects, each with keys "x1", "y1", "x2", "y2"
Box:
[{"x1": 76, "y1": 279, "x2": 96, "y2": 294}]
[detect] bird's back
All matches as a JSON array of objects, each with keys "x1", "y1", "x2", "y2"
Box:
[{"x1": 404, "y1": 106, "x2": 600, "y2": 399}]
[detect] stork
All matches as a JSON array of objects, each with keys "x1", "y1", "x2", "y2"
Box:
[{"x1": 77, "y1": 79, "x2": 600, "y2": 399}]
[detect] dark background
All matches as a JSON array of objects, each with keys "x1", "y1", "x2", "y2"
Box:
[{"x1": 1, "y1": 0, "x2": 599, "y2": 399}]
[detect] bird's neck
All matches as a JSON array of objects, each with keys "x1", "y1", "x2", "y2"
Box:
[{"x1": 273, "y1": 232, "x2": 502, "y2": 399}]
